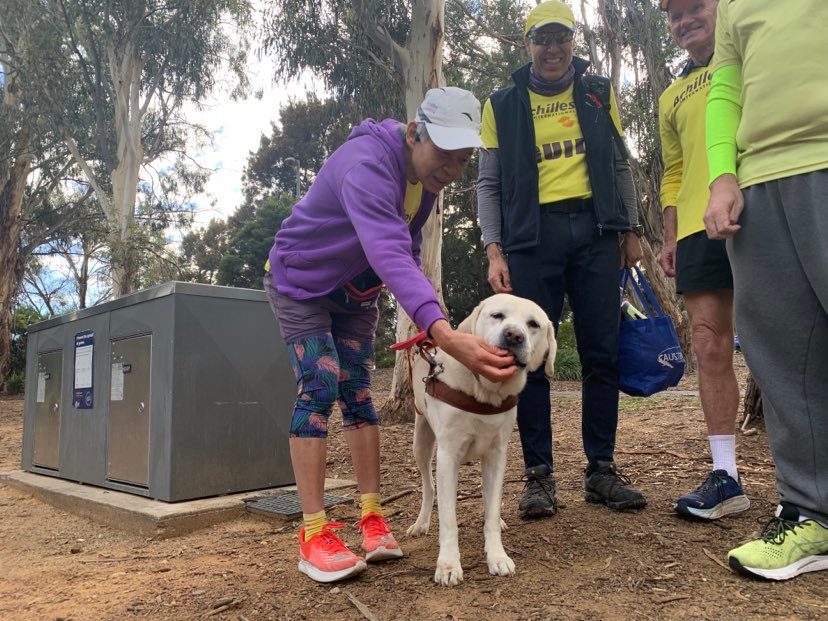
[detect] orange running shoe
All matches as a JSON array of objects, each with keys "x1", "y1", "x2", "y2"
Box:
[
  {"x1": 358, "y1": 512, "x2": 404, "y2": 562},
  {"x1": 298, "y1": 522, "x2": 367, "y2": 583}
]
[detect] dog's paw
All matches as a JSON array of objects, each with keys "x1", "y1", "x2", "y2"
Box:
[
  {"x1": 434, "y1": 561, "x2": 464, "y2": 586},
  {"x1": 406, "y1": 520, "x2": 430, "y2": 537},
  {"x1": 500, "y1": 518, "x2": 508, "y2": 531},
  {"x1": 487, "y1": 553, "x2": 516, "y2": 577}
]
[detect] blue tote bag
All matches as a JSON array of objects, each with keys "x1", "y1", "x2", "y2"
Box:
[{"x1": 618, "y1": 267, "x2": 685, "y2": 397}]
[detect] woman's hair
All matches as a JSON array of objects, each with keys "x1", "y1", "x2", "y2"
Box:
[{"x1": 399, "y1": 121, "x2": 429, "y2": 142}]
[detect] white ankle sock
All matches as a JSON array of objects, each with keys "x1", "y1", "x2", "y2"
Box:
[{"x1": 709, "y1": 435, "x2": 738, "y2": 480}]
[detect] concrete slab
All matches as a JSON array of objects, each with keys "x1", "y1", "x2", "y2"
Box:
[{"x1": 0, "y1": 470, "x2": 357, "y2": 539}]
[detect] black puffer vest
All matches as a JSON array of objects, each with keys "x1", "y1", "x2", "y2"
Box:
[{"x1": 489, "y1": 57, "x2": 631, "y2": 253}]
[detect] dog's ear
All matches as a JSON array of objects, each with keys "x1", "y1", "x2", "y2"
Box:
[
  {"x1": 543, "y1": 320, "x2": 558, "y2": 378},
  {"x1": 457, "y1": 299, "x2": 485, "y2": 335}
]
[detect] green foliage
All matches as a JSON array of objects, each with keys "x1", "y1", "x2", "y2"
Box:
[
  {"x1": 217, "y1": 194, "x2": 294, "y2": 289},
  {"x1": 179, "y1": 219, "x2": 230, "y2": 284},
  {"x1": 441, "y1": 179, "x2": 489, "y2": 324},
  {"x1": 243, "y1": 97, "x2": 363, "y2": 202},
  {"x1": 7, "y1": 306, "x2": 44, "y2": 381},
  {"x1": 374, "y1": 351, "x2": 396, "y2": 369},
  {"x1": 373, "y1": 291, "x2": 399, "y2": 368},
  {"x1": 554, "y1": 347, "x2": 581, "y2": 381},
  {"x1": 263, "y1": 1, "x2": 407, "y2": 120},
  {"x1": 555, "y1": 320, "x2": 577, "y2": 351},
  {"x1": 4, "y1": 372, "x2": 25, "y2": 395},
  {"x1": 553, "y1": 321, "x2": 580, "y2": 380},
  {"x1": 445, "y1": 0, "x2": 530, "y2": 99}
]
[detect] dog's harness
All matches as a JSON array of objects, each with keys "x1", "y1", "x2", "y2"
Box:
[{"x1": 390, "y1": 331, "x2": 518, "y2": 416}]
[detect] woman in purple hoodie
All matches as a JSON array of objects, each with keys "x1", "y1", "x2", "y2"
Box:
[{"x1": 265, "y1": 87, "x2": 517, "y2": 583}]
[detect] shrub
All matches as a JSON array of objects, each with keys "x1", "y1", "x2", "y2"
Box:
[
  {"x1": 554, "y1": 347, "x2": 581, "y2": 381},
  {"x1": 374, "y1": 349, "x2": 396, "y2": 369},
  {"x1": 4, "y1": 372, "x2": 25, "y2": 395},
  {"x1": 555, "y1": 320, "x2": 577, "y2": 351}
]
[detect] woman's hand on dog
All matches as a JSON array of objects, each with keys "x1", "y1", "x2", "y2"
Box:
[{"x1": 429, "y1": 319, "x2": 517, "y2": 382}]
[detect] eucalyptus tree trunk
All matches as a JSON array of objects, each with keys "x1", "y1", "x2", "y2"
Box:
[
  {"x1": 355, "y1": 0, "x2": 447, "y2": 422},
  {"x1": 0, "y1": 136, "x2": 31, "y2": 388},
  {"x1": 596, "y1": 0, "x2": 622, "y2": 89},
  {"x1": 0, "y1": 44, "x2": 34, "y2": 388},
  {"x1": 58, "y1": 36, "x2": 147, "y2": 296},
  {"x1": 106, "y1": 40, "x2": 146, "y2": 295},
  {"x1": 741, "y1": 373, "x2": 763, "y2": 429},
  {"x1": 579, "y1": 0, "x2": 604, "y2": 74}
]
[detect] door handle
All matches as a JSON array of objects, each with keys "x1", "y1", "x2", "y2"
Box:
[
  {"x1": 51, "y1": 403, "x2": 59, "y2": 413},
  {"x1": 138, "y1": 401, "x2": 145, "y2": 413}
]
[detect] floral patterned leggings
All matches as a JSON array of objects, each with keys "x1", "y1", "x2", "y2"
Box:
[{"x1": 287, "y1": 333, "x2": 378, "y2": 438}]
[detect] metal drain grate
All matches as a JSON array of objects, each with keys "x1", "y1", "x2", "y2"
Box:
[{"x1": 245, "y1": 491, "x2": 352, "y2": 521}]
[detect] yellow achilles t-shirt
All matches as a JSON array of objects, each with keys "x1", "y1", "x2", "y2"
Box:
[
  {"x1": 403, "y1": 180, "x2": 423, "y2": 224},
  {"x1": 659, "y1": 64, "x2": 712, "y2": 241},
  {"x1": 713, "y1": 0, "x2": 828, "y2": 187},
  {"x1": 481, "y1": 83, "x2": 624, "y2": 204}
]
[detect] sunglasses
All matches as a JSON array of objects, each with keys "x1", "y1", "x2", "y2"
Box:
[{"x1": 528, "y1": 29, "x2": 574, "y2": 46}]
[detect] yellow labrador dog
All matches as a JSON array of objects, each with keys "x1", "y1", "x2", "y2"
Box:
[{"x1": 407, "y1": 294, "x2": 556, "y2": 586}]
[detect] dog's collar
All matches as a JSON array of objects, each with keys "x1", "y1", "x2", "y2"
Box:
[{"x1": 425, "y1": 377, "x2": 518, "y2": 415}]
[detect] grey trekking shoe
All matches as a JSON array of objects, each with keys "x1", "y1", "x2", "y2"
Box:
[
  {"x1": 518, "y1": 465, "x2": 558, "y2": 519},
  {"x1": 585, "y1": 461, "x2": 647, "y2": 511}
]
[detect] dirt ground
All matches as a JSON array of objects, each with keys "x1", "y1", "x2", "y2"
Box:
[{"x1": 1, "y1": 354, "x2": 827, "y2": 621}]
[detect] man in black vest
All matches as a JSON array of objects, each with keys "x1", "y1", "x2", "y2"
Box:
[{"x1": 477, "y1": 0, "x2": 646, "y2": 519}]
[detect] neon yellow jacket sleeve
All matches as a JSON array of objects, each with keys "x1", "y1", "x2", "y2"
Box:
[{"x1": 706, "y1": 64, "x2": 742, "y2": 184}]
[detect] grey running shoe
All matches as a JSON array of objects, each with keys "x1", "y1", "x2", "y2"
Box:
[
  {"x1": 519, "y1": 464, "x2": 558, "y2": 519},
  {"x1": 585, "y1": 461, "x2": 647, "y2": 511}
]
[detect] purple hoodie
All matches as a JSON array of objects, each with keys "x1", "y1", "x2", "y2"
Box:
[{"x1": 268, "y1": 118, "x2": 446, "y2": 332}]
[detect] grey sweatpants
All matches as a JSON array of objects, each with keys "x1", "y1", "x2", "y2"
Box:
[{"x1": 728, "y1": 168, "x2": 828, "y2": 523}]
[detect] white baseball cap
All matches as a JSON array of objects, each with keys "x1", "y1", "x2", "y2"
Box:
[{"x1": 414, "y1": 87, "x2": 483, "y2": 150}]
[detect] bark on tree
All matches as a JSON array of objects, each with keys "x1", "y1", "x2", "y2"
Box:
[
  {"x1": 53, "y1": 32, "x2": 148, "y2": 296},
  {"x1": 0, "y1": 41, "x2": 34, "y2": 387},
  {"x1": 0, "y1": 134, "x2": 32, "y2": 386},
  {"x1": 740, "y1": 371, "x2": 763, "y2": 430}
]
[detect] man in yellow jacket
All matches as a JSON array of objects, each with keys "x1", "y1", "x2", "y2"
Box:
[{"x1": 658, "y1": 0, "x2": 748, "y2": 522}]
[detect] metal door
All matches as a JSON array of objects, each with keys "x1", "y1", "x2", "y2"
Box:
[
  {"x1": 33, "y1": 351, "x2": 62, "y2": 469},
  {"x1": 107, "y1": 335, "x2": 151, "y2": 486}
]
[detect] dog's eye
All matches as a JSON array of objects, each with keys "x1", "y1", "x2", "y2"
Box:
[
  {"x1": 490, "y1": 312, "x2": 504, "y2": 320},
  {"x1": 527, "y1": 319, "x2": 540, "y2": 329}
]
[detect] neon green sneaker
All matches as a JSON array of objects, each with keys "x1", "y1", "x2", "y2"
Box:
[{"x1": 728, "y1": 502, "x2": 828, "y2": 581}]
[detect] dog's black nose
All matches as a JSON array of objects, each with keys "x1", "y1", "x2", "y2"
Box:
[{"x1": 504, "y1": 328, "x2": 525, "y2": 345}]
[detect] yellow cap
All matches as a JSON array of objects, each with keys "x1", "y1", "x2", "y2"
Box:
[{"x1": 525, "y1": 1, "x2": 576, "y2": 35}]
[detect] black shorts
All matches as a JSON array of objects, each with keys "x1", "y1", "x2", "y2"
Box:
[{"x1": 676, "y1": 230, "x2": 733, "y2": 294}]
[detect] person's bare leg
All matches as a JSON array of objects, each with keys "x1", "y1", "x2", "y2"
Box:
[
  {"x1": 674, "y1": 289, "x2": 748, "y2": 519},
  {"x1": 684, "y1": 289, "x2": 741, "y2": 480},
  {"x1": 289, "y1": 437, "x2": 327, "y2": 514},
  {"x1": 344, "y1": 424, "x2": 381, "y2": 495},
  {"x1": 684, "y1": 289, "x2": 739, "y2": 437}
]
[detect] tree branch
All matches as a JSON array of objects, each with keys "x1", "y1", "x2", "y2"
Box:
[
  {"x1": 352, "y1": 0, "x2": 408, "y2": 73},
  {"x1": 450, "y1": 0, "x2": 522, "y2": 49}
]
